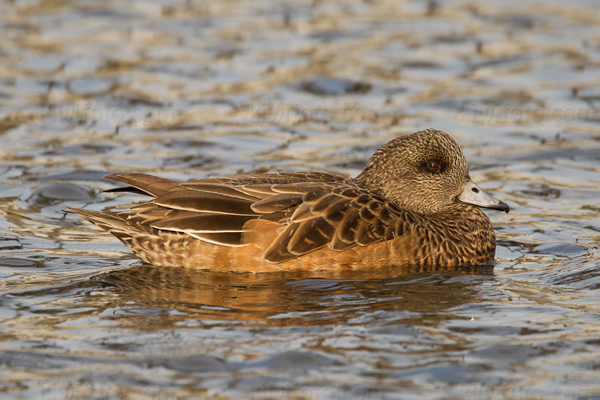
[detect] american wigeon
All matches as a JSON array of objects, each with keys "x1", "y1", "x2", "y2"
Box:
[{"x1": 67, "y1": 129, "x2": 508, "y2": 272}]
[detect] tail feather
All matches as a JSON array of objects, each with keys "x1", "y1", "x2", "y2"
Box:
[
  {"x1": 65, "y1": 207, "x2": 143, "y2": 246},
  {"x1": 103, "y1": 173, "x2": 180, "y2": 197}
]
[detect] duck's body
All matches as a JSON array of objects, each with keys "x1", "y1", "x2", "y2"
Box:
[{"x1": 68, "y1": 129, "x2": 508, "y2": 272}]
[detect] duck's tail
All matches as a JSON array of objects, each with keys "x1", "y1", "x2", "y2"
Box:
[{"x1": 64, "y1": 207, "x2": 140, "y2": 248}]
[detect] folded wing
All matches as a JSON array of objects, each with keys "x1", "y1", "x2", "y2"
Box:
[{"x1": 92, "y1": 172, "x2": 412, "y2": 263}]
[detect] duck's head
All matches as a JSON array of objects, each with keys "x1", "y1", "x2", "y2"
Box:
[{"x1": 354, "y1": 129, "x2": 509, "y2": 215}]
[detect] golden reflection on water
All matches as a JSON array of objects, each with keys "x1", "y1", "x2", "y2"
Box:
[{"x1": 95, "y1": 265, "x2": 492, "y2": 327}]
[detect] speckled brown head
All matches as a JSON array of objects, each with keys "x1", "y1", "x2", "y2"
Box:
[{"x1": 354, "y1": 129, "x2": 509, "y2": 215}]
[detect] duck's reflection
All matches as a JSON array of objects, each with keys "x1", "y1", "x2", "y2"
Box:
[{"x1": 95, "y1": 264, "x2": 493, "y2": 328}]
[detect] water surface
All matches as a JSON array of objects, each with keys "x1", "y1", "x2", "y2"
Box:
[{"x1": 1, "y1": 1, "x2": 600, "y2": 399}]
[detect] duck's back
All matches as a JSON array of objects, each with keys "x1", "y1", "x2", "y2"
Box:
[{"x1": 69, "y1": 172, "x2": 444, "y2": 271}]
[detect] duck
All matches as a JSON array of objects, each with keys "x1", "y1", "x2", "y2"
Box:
[{"x1": 66, "y1": 129, "x2": 509, "y2": 272}]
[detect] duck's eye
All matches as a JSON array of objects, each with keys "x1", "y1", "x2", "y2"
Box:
[{"x1": 426, "y1": 160, "x2": 444, "y2": 173}]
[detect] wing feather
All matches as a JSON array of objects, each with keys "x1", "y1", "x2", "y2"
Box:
[
  {"x1": 182, "y1": 183, "x2": 264, "y2": 202},
  {"x1": 288, "y1": 217, "x2": 336, "y2": 256},
  {"x1": 289, "y1": 203, "x2": 314, "y2": 222},
  {"x1": 337, "y1": 208, "x2": 361, "y2": 243},
  {"x1": 154, "y1": 190, "x2": 256, "y2": 215},
  {"x1": 95, "y1": 172, "x2": 414, "y2": 262},
  {"x1": 251, "y1": 193, "x2": 304, "y2": 213},
  {"x1": 151, "y1": 214, "x2": 256, "y2": 233}
]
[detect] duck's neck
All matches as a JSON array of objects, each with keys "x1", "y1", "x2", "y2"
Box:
[{"x1": 420, "y1": 204, "x2": 497, "y2": 266}]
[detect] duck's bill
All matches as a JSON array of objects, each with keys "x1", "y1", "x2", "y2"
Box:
[{"x1": 458, "y1": 180, "x2": 509, "y2": 213}]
